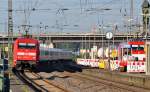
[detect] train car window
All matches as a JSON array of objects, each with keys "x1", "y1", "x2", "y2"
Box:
[
  {"x1": 40, "y1": 50, "x2": 45, "y2": 55},
  {"x1": 27, "y1": 43, "x2": 36, "y2": 49},
  {"x1": 49, "y1": 52, "x2": 52, "y2": 56},
  {"x1": 131, "y1": 45, "x2": 138, "y2": 50},
  {"x1": 138, "y1": 45, "x2": 144, "y2": 50},
  {"x1": 54, "y1": 52, "x2": 56, "y2": 56},
  {"x1": 51, "y1": 52, "x2": 54, "y2": 56},
  {"x1": 45, "y1": 51, "x2": 49, "y2": 55},
  {"x1": 62, "y1": 52, "x2": 64, "y2": 56},
  {"x1": 138, "y1": 47, "x2": 144, "y2": 50}
]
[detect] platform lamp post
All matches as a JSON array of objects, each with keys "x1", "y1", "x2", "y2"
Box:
[{"x1": 106, "y1": 32, "x2": 113, "y2": 70}]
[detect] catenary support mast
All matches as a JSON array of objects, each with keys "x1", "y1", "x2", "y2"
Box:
[{"x1": 8, "y1": 0, "x2": 13, "y2": 61}]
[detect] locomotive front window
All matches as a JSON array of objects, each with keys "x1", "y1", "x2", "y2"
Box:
[
  {"x1": 138, "y1": 47, "x2": 144, "y2": 50},
  {"x1": 27, "y1": 43, "x2": 36, "y2": 49},
  {"x1": 18, "y1": 43, "x2": 36, "y2": 49},
  {"x1": 138, "y1": 45, "x2": 144, "y2": 50},
  {"x1": 131, "y1": 45, "x2": 138, "y2": 50},
  {"x1": 131, "y1": 45, "x2": 144, "y2": 50},
  {"x1": 18, "y1": 43, "x2": 26, "y2": 49}
]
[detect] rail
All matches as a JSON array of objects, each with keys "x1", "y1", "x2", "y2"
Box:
[
  {"x1": 62, "y1": 71, "x2": 150, "y2": 92},
  {"x1": 12, "y1": 69, "x2": 70, "y2": 92}
]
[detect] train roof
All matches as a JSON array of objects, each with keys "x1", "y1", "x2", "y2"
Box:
[
  {"x1": 39, "y1": 43, "x2": 73, "y2": 53},
  {"x1": 128, "y1": 41, "x2": 145, "y2": 45},
  {"x1": 40, "y1": 47, "x2": 72, "y2": 53},
  {"x1": 119, "y1": 42, "x2": 131, "y2": 48},
  {"x1": 15, "y1": 37, "x2": 39, "y2": 43}
]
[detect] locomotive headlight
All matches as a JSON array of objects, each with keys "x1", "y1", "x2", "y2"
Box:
[
  {"x1": 28, "y1": 53, "x2": 36, "y2": 56},
  {"x1": 17, "y1": 52, "x2": 25, "y2": 55}
]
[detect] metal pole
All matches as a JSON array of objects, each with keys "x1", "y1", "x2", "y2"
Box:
[
  {"x1": 130, "y1": 0, "x2": 134, "y2": 20},
  {"x1": 102, "y1": 29, "x2": 104, "y2": 60},
  {"x1": 85, "y1": 34, "x2": 86, "y2": 59},
  {"x1": 89, "y1": 34, "x2": 90, "y2": 56},
  {"x1": 8, "y1": 0, "x2": 13, "y2": 61},
  {"x1": 6, "y1": 0, "x2": 12, "y2": 91},
  {"x1": 130, "y1": 0, "x2": 134, "y2": 36},
  {"x1": 101, "y1": 21, "x2": 104, "y2": 60},
  {"x1": 2, "y1": 36, "x2": 4, "y2": 92},
  {"x1": 113, "y1": 25, "x2": 115, "y2": 62},
  {"x1": 82, "y1": 36, "x2": 83, "y2": 58},
  {"x1": 146, "y1": 14, "x2": 148, "y2": 40},
  {"x1": 108, "y1": 39, "x2": 110, "y2": 70},
  {"x1": 146, "y1": 14, "x2": 148, "y2": 75}
]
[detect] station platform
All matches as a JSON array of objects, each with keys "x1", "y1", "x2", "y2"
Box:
[{"x1": 82, "y1": 68, "x2": 150, "y2": 90}]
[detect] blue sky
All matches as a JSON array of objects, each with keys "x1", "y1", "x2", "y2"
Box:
[{"x1": 0, "y1": 0, "x2": 146, "y2": 35}]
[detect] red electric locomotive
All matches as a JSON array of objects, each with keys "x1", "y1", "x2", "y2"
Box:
[{"x1": 13, "y1": 37, "x2": 39, "y2": 69}]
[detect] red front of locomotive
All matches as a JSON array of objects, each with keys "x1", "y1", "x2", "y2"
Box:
[{"x1": 13, "y1": 38, "x2": 39, "y2": 68}]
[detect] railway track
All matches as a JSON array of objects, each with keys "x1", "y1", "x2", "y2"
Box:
[
  {"x1": 29, "y1": 72, "x2": 70, "y2": 92},
  {"x1": 12, "y1": 67, "x2": 150, "y2": 92},
  {"x1": 12, "y1": 69, "x2": 70, "y2": 92},
  {"x1": 82, "y1": 69, "x2": 150, "y2": 91},
  {"x1": 54, "y1": 71, "x2": 150, "y2": 92}
]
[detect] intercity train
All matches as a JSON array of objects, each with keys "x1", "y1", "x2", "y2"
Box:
[{"x1": 13, "y1": 37, "x2": 73, "y2": 70}]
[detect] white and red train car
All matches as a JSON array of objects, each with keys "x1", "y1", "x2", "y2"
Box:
[
  {"x1": 13, "y1": 37, "x2": 73, "y2": 70},
  {"x1": 117, "y1": 39, "x2": 145, "y2": 72},
  {"x1": 128, "y1": 40, "x2": 145, "y2": 61}
]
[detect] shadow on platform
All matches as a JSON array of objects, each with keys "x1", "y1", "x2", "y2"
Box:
[
  {"x1": 48, "y1": 75, "x2": 70, "y2": 80},
  {"x1": 34, "y1": 61, "x2": 82, "y2": 73}
]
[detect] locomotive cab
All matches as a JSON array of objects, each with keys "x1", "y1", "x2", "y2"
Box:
[{"x1": 13, "y1": 38, "x2": 39, "y2": 69}]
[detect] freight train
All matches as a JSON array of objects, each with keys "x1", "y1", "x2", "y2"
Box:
[{"x1": 13, "y1": 37, "x2": 73, "y2": 70}]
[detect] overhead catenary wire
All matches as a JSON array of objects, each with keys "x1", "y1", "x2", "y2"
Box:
[
  {"x1": 0, "y1": 0, "x2": 142, "y2": 34},
  {"x1": 16, "y1": 0, "x2": 44, "y2": 33}
]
